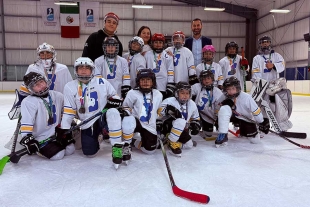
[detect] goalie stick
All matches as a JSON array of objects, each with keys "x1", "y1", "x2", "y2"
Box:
[
  {"x1": 157, "y1": 131, "x2": 210, "y2": 204},
  {"x1": 269, "y1": 129, "x2": 310, "y2": 149},
  {"x1": 0, "y1": 108, "x2": 108, "y2": 175}
]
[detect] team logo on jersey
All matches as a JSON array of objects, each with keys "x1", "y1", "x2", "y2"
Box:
[
  {"x1": 47, "y1": 8, "x2": 54, "y2": 21},
  {"x1": 88, "y1": 91, "x2": 99, "y2": 112},
  {"x1": 228, "y1": 62, "x2": 237, "y2": 75},
  {"x1": 173, "y1": 54, "x2": 180, "y2": 66},
  {"x1": 197, "y1": 96, "x2": 209, "y2": 111},
  {"x1": 47, "y1": 74, "x2": 56, "y2": 90},
  {"x1": 107, "y1": 65, "x2": 117, "y2": 79},
  {"x1": 86, "y1": 9, "x2": 94, "y2": 22},
  {"x1": 264, "y1": 60, "x2": 273, "y2": 73},
  {"x1": 140, "y1": 98, "x2": 153, "y2": 122}
]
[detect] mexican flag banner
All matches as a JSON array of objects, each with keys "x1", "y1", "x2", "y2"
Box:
[{"x1": 60, "y1": 4, "x2": 80, "y2": 38}]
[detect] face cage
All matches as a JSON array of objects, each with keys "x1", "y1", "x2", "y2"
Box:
[
  {"x1": 175, "y1": 88, "x2": 191, "y2": 104},
  {"x1": 28, "y1": 79, "x2": 51, "y2": 97},
  {"x1": 199, "y1": 75, "x2": 214, "y2": 90},
  {"x1": 136, "y1": 76, "x2": 156, "y2": 93},
  {"x1": 103, "y1": 44, "x2": 119, "y2": 58},
  {"x1": 129, "y1": 40, "x2": 143, "y2": 55},
  {"x1": 75, "y1": 66, "x2": 94, "y2": 82},
  {"x1": 259, "y1": 45, "x2": 272, "y2": 54},
  {"x1": 225, "y1": 46, "x2": 238, "y2": 57},
  {"x1": 223, "y1": 85, "x2": 241, "y2": 99}
]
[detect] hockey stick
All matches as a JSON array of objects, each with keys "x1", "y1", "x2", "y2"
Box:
[
  {"x1": 0, "y1": 108, "x2": 107, "y2": 175},
  {"x1": 157, "y1": 131, "x2": 210, "y2": 204},
  {"x1": 241, "y1": 47, "x2": 247, "y2": 92},
  {"x1": 269, "y1": 129, "x2": 310, "y2": 149},
  {"x1": 11, "y1": 116, "x2": 22, "y2": 153}
]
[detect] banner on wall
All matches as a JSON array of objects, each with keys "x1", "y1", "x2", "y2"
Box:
[
  {"x1": 41, "y1": 2, "x2": 59, "y2": 28},
  {"x1": 80, "y1": 2, "x2": 100, "y2": 29},
  {"x1": 60, "y1": 4, "x2": 80, "y2": 38}
]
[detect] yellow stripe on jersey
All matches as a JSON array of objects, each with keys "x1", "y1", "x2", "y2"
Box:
[
  {"x1": 157, "y1": 107, "x2": 164, "y2": 117},
  {"x1": 168, "y1": 71, "x2": 174, "y2": 75},
  {"x1": 64, "y1": 107, "x2": 76, "y2": 115},
  {"x1": 123, "y1": 75, "x2": 130, "y2": 80},
  {"x1": 252, "y1": 68, "x2": 260, "y2": 73},
  {"x1": 252, "y1": 107, "x2": 261, "y2": 116},
  {"x1": 20, "y1": 85, "x2": 30, "y2": 94},
  {"x1": 20, "y1": 125, "x2": 33, "y2": 133},
  {"x1": 171, "y1": 127, "x2": 182, "y2": 137},
  {"x1": 95, "y1": 75, "x2": 103, "y2": 78}
]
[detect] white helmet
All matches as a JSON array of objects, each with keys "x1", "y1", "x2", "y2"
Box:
[
  {"x1": 128, "y1": 36, "x2": 144, "y2": 55},
  {"x1": 37, "y1": 42, "x2": 56, "y2": 59},
  {"x1": 74, "y1": 57, "x2": 95, "y2": 82}
]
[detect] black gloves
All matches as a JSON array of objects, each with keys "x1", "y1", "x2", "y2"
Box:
[
  {"x1": 117, "y1": 107, "x2": 129, "y2": 119},
  {"x1": 166, "y1": 83, "x2": 175, "y2": 98},
  {"x1": 156, "y1": 119, "x2": 163, "y2": 132},
  {"x1": 189, "y1": 120, "x2": 200, "y2": 135},
  {"x1": 55, "y1": 127, "x2": 75, "y2": 147},
  {"x1": 121, "y1": 85, "x2": 131, "y2": 99},
  {"x1": 188, "y1": 75, "x2": 199, "y2": 85},
  {"x1": 20, "y1": 134, "x2": 39, "y2": 155},
  {"x1": 259, "y1": 118, "x2": 270, "y2": 134},
  {"x1": 221, "y1": 99, "x2": 235, "y2": 109},
  {"x1": 165, "y1": 104, "x2": 182, "y2": 119},
  {"x1": 105, "y1": 97, "x2": 123, "y2": 109}
]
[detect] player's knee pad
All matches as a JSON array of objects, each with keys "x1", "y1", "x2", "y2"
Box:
[
  {"x1": 218, "y1": 105, "x2": 232, "y2": 133},
  {"x1": 65, "y1": 143, "x2": 75, "y2": 156},
  {"x1": 122, "y1": 116, "x2": 136, "y2": 143},
  {"x1": 106, "y1": 108, "x2": 122, "y2": 145},
  {"x1": 50, "y1": 150, "x2": 65, "y2": 160},
  {"x1": 168, "y1": 118, "x2": 186, "y2": 142}
]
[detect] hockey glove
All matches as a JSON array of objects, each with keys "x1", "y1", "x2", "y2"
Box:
[
  {"x1": 105, "y1": 96, "x2": 123, "y2": 109},
  {"x1": 156, "y1": 119, "x2": 163, "y2": 132},
  {"x1": 221, "y1": 99, "x2": 235, "y2": 110},
  {"x1": 166, "y1": 83, "x2": 175, "y2": 98},
  {"x1": 117, "y1": 107, "x2": 129, "y2": 119},
  {"x1": 20, "y1": 134, "x2": 40, "y2": 155},
  {"x1": 189, "y1": 120, "x2": 200, "y2": 135},
  {"x1": 259, "y1": 118, "x2": 270, "y2": 134},
  {"x1": 188, "y1": 75, "x2": 199, "y2": 86},
  {"x1": 121, "y1": 85, "x2": 131, "y2": 99},
  {"x1": 165, "y1": 104, "x2": 182, "y2": 119},
  {"x1": 55, "y1": 127, "x2": 75, "y2": 147}
]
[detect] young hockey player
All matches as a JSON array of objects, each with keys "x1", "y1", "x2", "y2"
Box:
[
  {"x1": 122, "y1": 36, "x2": 146, "y2": 88},
  {"x1": 166, "y1": 31, "x2": 197, "y2": 85},
  {"x1": 157, "y1": 81, "x2": 200, "y2": 157},
  {"x1": 20, "y1": 72, "x2": 75, "y2": 160},
  {"x1": 252, "y1": 35, "x2": 285, "y2": 82},
  {"x1": 144, "y1": 33, "x2": 175, "y2": 99},
  {"x1": 60, "y1": 57, "x2": 124, "y2": 169},
  {"x1": 191, "y1": 70, "x2": 223, "y2": 140},
  {"x1": 94, "y1": 37, "x2": 131, "y2": 98},
  {"x1": 215, "y1": 77, "x2": 270, "y2": 147},
  {"x1": 121, "y1": 69, "x2": 163, "y2": 156},
  {"x1": 195, "y1": 45, "x2": 224, "y2": 89},
  {"x1": 20, "y1": 42, "x2": 73, "y2": 95},
  {"x1": 219, "y1": 42, "x2": 249, "y2": 92}
]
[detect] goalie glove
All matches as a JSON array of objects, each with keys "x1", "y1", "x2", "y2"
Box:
[{"x1": 20, "y1": 134, "x2": 39, "y2": 155}]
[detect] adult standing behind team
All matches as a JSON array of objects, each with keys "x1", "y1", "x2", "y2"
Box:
[
  {"x1": 137, "y1": 26, "x2": 152, "y2": 55},
  {"x1": 82, "y1": 12, "x2": 123, "y2": 61},
  {"x1": 184, "y1": 18, "x2": 212, "y2": 66}
]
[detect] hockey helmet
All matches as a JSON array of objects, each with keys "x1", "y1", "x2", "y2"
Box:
[
  {"x1": 175, "y1": 81, "x2": 191, "y2": 104},
  {"x1": 202, "y1": 45, "x2": 216, "y2": 62},
  {"x1": 136, "y1": 69, "x2": 156, "y2": 93},
  {"x1": 37, "y1": 42, "x2": 56, "y2": 60},
  {"x1": 225, "y1": 41, "x2": 239, "y2": 58},
  {"x1": 223, "y1": 76, "x2": 241, "y2": 99},
  {"x1": 23, "y1": 72, "x2": 50, "y2": 97},
  {"x1": 103, "y1": 37, "x2": 119, "y2": 58},
  {"x1": 104, "y1": 12, "x2": 119, "y2": 24},
  {"x1": 128, "y1": 36, "x2": 144, "y2": 55},
  {"x1": 258, "y1": 35, "x2": 272, "y2": 54},
  {"x1": 74, "y1": 57, "x2": 95, "y2": 82},
  {"x1": 151, "y1": 33, "x2": 165, "y2": 53},
  {"x1": 199, "y1": 70, "x2": 214, "y2": 90},
  {"x1": 172, "y1": 31, "x2": 185, "y2": 49}
]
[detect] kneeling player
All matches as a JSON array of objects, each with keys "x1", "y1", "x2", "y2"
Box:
[
  {"x1": 216, "y1": 77, "x2": 270, "y2": 147},
  {"x1": 122, "y1": 69, "x2": 163, "y2": 156},
  {"x1": 157, "y1": 81, "x2": 200, "y2": 157},
  {"x1": 20, "y1": 72, "x2": 74, "y2": 160}
]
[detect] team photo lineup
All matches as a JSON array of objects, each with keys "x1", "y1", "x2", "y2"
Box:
[{"x1": 2, "y1": 11, "x2": 302, "y2": 194}]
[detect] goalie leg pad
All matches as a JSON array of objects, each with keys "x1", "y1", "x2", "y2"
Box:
[
  {"x1": 218, "y1": 105, "x2": 232, "y2": 133},
  {"x1": 168, "y1": 118, "x2": 187, "y2": 143},
  {"x1": 122, "y1": 116, "x2": 136, "y2": 143},
  {"x1": 106, "y1": 108, "x2": 122, "y2": 146}
]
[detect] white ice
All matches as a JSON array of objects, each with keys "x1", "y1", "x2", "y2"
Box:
[{"x1": 1, "y1": 93, "x2": 310, "y2": 207}]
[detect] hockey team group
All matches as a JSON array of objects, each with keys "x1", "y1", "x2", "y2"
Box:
[{"x1": 5, "y1": 12, "x2": 291, "y2": 170}]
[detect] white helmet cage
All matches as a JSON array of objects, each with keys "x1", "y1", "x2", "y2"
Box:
[
  {"x1": 37, "y1": 42, "x2": 57, "y2": 60},
  {"x1": 128, "y1": 36, "x2": 144, "y2": 55},
  {"x1": 74, "y1": 57, "x2": 95, "y2": 82}
]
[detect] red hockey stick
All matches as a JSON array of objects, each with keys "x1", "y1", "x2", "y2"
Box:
[{"x1": 157, "y1": 132, "x2": 210, "y2": 204}]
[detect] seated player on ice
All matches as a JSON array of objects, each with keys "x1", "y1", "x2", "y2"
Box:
[
  {"x1": 20, "y1": 72, "x2": 75, "y2": 160},
  {"x1": 122, "y1": 69, "x2": 163, "y2": 156},
  {"x1": 191, "y1": 70, "x2": 223, "y2": 140},
  {"x1": 215, "y1": 77, "x2": 270, "y2": 147},
  {"x1": 60, "y1": 57, "x2": 124, "y2": 169},
  {"x1": 157, "y1": 81, "x2": 200, "y2": 157}
]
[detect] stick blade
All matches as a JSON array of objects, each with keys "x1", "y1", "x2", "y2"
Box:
[
  {"x1": 281, "y1": 131, "x2": 307, "y2": 139},
  {"x1": 0, "y1": 156, "x2": 10, "y2": 175},
  {"x1": 172, "y1": 185, "x2": 210, "y2": 204}
]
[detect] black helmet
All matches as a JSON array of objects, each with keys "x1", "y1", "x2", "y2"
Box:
[
  {"x1": 199, "y1": 70, "x2": 214, "y2": 91},
  {"x1": 258, "y1": 35, "x2": 272, "y2": 54},
  {"x1": 136, "y1": 69, "x2": 156, "y2": 93},
  {"x1": 225, "y1": 41, "x2": 239, "y2": 58},
  {"x1": 223, "y1": 76, "x2": 241, "y2": 99},
  {"x1": 175, "y1": 81, "x2": 191, "y2": 104},
  {"x1": 103, "y1": 37, "x2": 119, "y2": 58},
  {"x1": 23, "y1": 72, "x2": 50, "y2": 97}
]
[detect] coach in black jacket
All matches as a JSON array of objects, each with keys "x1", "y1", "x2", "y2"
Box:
[
  {"x1": 184, "y1": 18, "x2": 212, "y2": 66},
  {"x1": 82, "y1": 12, "x2": 123, "y2": 62}
]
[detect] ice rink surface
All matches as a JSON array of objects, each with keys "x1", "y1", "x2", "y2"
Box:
[{"x1": 0, "y1": 93, "x2": 310, "y2": 207}]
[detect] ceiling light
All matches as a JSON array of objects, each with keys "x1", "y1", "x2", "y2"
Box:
[
  {"x1": 204, "y1": 7, "x2": 225, "y2": 11},
  {"x1": 54, "y1": 1, "x2": 77, "y2": 6},
  {"x1": 270, "y1": 9, "x2": 291, "y2": 13},
  {"x1": 132, "y1": 4, "x2": 153, "y2": 9}
]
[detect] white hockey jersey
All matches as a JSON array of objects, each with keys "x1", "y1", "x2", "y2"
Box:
[
  {"x1": 191, "y1": 83, "x2": 223, "y2": 123},
  {"x1": 20, "y1": 91, "x2": 64, "y2": 142},
  {"x1": 61, "y1": 77, "x2": 117, "y2": 130},
  {"x1": 94, "y1": 55, "x2": 130, "y2": 97},
  {"x1": 196, "y1": 62, "x2": 224, "y2": 87},
  {"x1": 142, "y1": 45, "x2": 152, "y2": 53},
  {"x1": 123, "y1": 52, "x2": 146, "y2": 88},
  {"x1": 145, "y1": 50, "x2": 174, "y2": 91},
  {"x1": 219, "y1": 92, "x2": 264, "y2": 124},
  {"x1": 165, "y1": 46, "x2": 196, "y2": 83},
  {"x1": 252, "y1": 52, "x2": 285, "y2": 82},
  {"x1": 123, "y1": 89, "x2": 163, "y2": 135},
  {"x1": 219, "y1": 55, "x2": 247, "y2": 92},
  {"x1": 20, "y1": 62, "x2": 73, "y2": 95},
  {"x1": 158, "y1": 97, "x2": 200, "y2": 123}
]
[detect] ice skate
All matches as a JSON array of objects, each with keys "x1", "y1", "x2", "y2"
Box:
[
  {"x1": 122, "y1": 143, "x2": 132, "y2": 165},
  {"x1": 112, "y1": 143, "x2": 123, "y2": 169},
  {"x1": 168, "y1": 139, "x2": 182, "y2": 157},
  {"x1": 215, "y1": 133, "x2": 228, "y2": 148}
]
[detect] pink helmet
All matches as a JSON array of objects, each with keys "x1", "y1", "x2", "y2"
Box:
[{"x1": 202, "y1": 45, "x2": 216, "y2": 53}]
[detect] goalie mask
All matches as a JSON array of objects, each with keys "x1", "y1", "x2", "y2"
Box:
[
  {"x1": 74, "y1": 57, "x2": 95, "y2": 82},
  {"x1": 128, "y1": 36, "x2": 144, "y2": 56},
  {"x1": 172, "y1": 31, "x2": 185, "y2": 49},
  {"x1": 225, "y1": 42, "x2": 238, "y2": 58},
  {"x1": 103, "y1": 37, "x2": 119, "y2": 58},
  {"x1": 36, "y1": 42, "x2": 56, "y2": 68},
  {"x1": 23, "y1": 72, "x2": 50, "y2": 97},
  {"x1": 175, "y1": 81, "x2": 191, "y2": 104},
  {"x1": 223, "y1": 76, "x2": 241, "y2": 99},
  {"x1": 258, "y1": 35, "x2": 272, "y2": 54},
  {"x1": 151, "y1": 33, "x2": 165, "y2": 53},
  {"x1": 199, "y1": 70, "x2": 214, "y2": 91},
  {"x1": 202, "y1": 45, "x2": 216, "y2": 62},
  {"x1": 136, "y1": 69, "x2": 156, "y2": 93}
]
